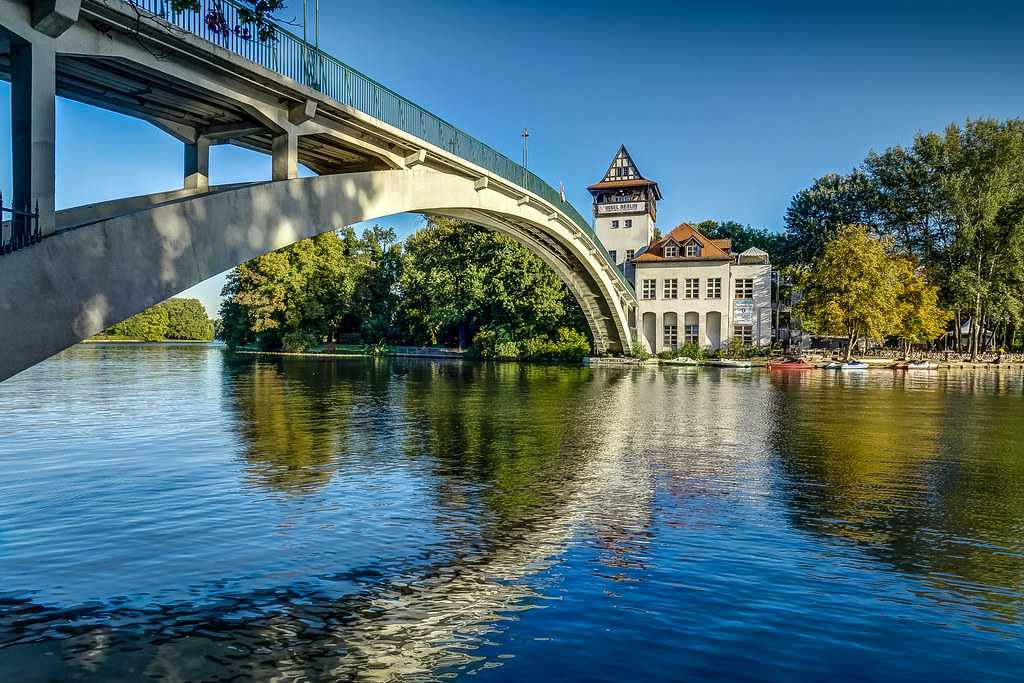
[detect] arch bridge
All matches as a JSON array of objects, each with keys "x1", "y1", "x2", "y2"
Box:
[{"x1": 0, "y1": 0, "x2": 636, "y2": 381}]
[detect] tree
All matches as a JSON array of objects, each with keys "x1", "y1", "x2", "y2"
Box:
[
  {"x1": 348, "y1": 226, "x2": 405, "y2": 343},
  {"x1": 892, "y1": 259, "x2": 949, "y2": 353},
  {"x1": 696, "y1": 219, "x2": 792, "y2": 266},
  {"x1": 109, "y1": 304, "x2": 170, "y2": 341},
  {"x1": 219, "y1": 218, "x2": 591, "y2": 356},
  {"x1": 163, "y1": 298, "x2": 215, "y2": 340},
  {"x1": 784, "y1": 171, "x2": 878, "y2": 264},
  {"x1": 793, "y1": 225, "x2": 903, "y2": 360},
  {"x1": 784, "y1": 117, "x2": 1024, "y2": 359},
  {"x1": 938, "y1": 120, "x2": 1024, "y2": 360},
  {"x1": 396, "y1": 218, "x2": 587, "y2": 348},
  {"x1": 219, "y1": 231, "x2": 361, "y2": 351}
]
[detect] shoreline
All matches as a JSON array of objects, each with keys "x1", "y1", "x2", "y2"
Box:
[
  {"x1": 80, "y1": 341, "x2": 1024, "y2": 371},
  {"x1": 83, "y1": 338, "x2": 215, "y2": 344}
]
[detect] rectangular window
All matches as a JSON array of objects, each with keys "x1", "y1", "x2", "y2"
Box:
[
  {"x1": 625, "y1": 249, "x2": 635, "y2": 261},
  {"x1": 684, "y1": 323, "x2": 699, "y2": 344},
  {"x1": 734, "y1": 324, "x2": 753, "y2": 345},
  {"x1": 611, "y1": 220, "x2": 619, "y2": 229},
  {"x1": 685, "y1": 243, "x2": 700, "y2": 257},
  {"x1": 735, "y1": 278, "x2": 754, "y2": 300},
  {"x1": 625, "y1": 219, "x2": 633, "y2": 228},
  {"x1": 664, "y1": 323, "x2": 678, "y2": 349},
  {"x1": 684, "y1": 278, "x2": 700, "y2": 299},
  {"x1": 641, "y1": 279, "x2": 657, "y2": 300},
  {"x1": 608, "y1": 250, "x2": 617, "y2": 263},
  {"x1": 663, "y1": 278, "x2": 678, "y2": 299},
  {"x1": 664, "y1": 245, "x2": 678, "y2": 257},
  {"x1": 706, "y1": 277, "x2": 722, "y2": 299}
]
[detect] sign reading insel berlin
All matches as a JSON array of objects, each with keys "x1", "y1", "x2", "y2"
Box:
[{"x1": 597, "y1": 202, "x2": 646, "y2": 215}]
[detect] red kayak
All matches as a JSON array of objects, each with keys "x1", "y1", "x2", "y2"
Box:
[{"x1": 768, "y1": 358, "x2": 815, "y2": 370}]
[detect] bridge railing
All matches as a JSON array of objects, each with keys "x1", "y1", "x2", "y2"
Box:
[
  {"x1": 0, "y1": 193, "x2": 41, "y2": 256},
  {"x1": 130, "y1": 0, "x2": 633, "y2": 296}
]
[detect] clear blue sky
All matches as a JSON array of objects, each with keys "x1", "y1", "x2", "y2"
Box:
[{"x1": 3, "y1": 0, "x2": 1023, "y2": 314}]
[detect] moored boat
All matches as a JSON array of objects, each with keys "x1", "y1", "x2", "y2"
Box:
[
  {"x1": 662, "y1": 356, "x2": 700, "y2": 366},
  {"x1": 840, "y1": 360, "x2": 868, "y2": 370},
  {"x1": 822, "y1": 360, "x2": 843, "y2": 369},
  {"x1": 707, "y1": 358, "x2": 752, "y2": 368},
  {"x1": 905, "y1": 359, "x2": 939, "y2": 370},
  {"x1": 768, "y1": 357, "x2": 814, "y2": 370}
]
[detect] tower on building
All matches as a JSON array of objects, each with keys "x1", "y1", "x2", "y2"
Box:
[{"x1": 588, "y1": 145, "x2": 661, "y2": 284}]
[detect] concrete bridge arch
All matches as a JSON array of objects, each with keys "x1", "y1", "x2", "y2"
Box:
[{"x1": 0, "y1": 167, "x2": 635, "y2": 380}]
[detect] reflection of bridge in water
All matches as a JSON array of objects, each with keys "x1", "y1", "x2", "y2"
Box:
[
  {"x1": 0, "y1": 0, "x2": 638, "y2": 380},
  {"x1": 2, "y1": 356, "x2": 1022, "y2": 678}
]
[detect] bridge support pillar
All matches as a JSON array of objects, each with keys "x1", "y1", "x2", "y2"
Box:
[
  {"x1": 10, "y1": 38, "x2": 56, "y2": 236},
  {"x1": 272, "y1": 131, "x2": 298, "y2": 180},
  {"x1": 184, "y1": 137, "x2": 210, "y2": 191}
]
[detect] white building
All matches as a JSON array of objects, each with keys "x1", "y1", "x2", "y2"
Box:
[{"x1": 590, "y1": 147, "x2": 773, "y2": 353}]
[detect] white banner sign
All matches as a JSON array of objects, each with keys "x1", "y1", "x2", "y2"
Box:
[
  {"x1": 734, "y1": 300, "x2": 755, "y2": 324},
  {"x1": 597, "y1": 202, "x2": 646, "y2": 215}
]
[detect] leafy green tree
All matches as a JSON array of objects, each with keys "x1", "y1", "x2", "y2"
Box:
[
  {"x1": 938, "y1": 119, "x2": 1024, "y2": 360},
  {"x1": 219, "y1": 218, "x2": 591, "y2": 357},
  {"x1": 892, "y1": 259, "x2": 950, "y2": 352},
  {"x1": 109, "y1": 304, "x2": 170, "y2": 341},
  {"x1": 785, "y1": 117, "x2": 1024, "y2": 357},
  {"x1": 784, "y1": 171, "x2": 878, "y2": 264},
  {"x1": 397, "y1": 217, "x2": 587, "y2": 348},
  {"x1": 163, "y1": 298, "x2": 214, "y2": 340},
  {"x1": 219, "y1": 231, "x2": 361, "y2": 351},
  {"x1": 348, "y1": 226, "x2": 404, "y2": 343},
  {"x1": 696, "y1": 219, "x2": 792, "y2": 266},
  {"x1": 793, "y1": 225, "x2": 903, "y2": 360}
]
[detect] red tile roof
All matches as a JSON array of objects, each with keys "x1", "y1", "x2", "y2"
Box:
[{"x1": 634, "y1": 224, "x2": 733, "y2": 262}]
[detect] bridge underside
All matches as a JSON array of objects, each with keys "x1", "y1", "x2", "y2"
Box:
[
  {"x1": 0, "y1": 169, "x2": 632, "y2": 381},
  {"x1": 0, "y1": 0, "x2": 635, "y2": 380}
]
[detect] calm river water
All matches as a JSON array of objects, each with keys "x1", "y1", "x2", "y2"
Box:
[{"x1": 1, "y1": 344, "x2": 1023, "y2": 681}]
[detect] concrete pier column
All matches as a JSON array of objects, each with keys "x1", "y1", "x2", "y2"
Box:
[
  {"x1": 184, "y1": 137, "x2": 210, "y2": 191},
  {"x1": 272, "y1": 131, "x2": 298, "y2": 180},
  {"x1": 10, "y1": 39, "x2": 56, "y2": 236}
]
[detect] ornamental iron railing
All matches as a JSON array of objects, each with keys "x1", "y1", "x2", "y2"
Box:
[
  {"x1": 130, "y1": 0, "x2": 632, "y2": 295},
  {"x1": 0, "y1": 193, "x2": 40, "y2": 256}
]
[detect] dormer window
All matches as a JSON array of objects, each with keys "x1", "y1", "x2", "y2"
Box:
[
  {"x1": 664, "y1": 244, "x2": 679, "y2": 258},
  {"x1": 685, "y1": 243, "x2": 701, "y2": 257}
]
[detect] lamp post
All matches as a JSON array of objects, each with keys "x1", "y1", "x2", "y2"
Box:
[
  {"x1": 302, "y1": 0, "x2": 321, "y2": 87},
  {"x1": 521, "y1": 128, "x2": 529, "y2": 187}
]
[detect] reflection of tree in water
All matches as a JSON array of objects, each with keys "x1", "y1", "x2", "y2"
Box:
[
  {"x1": 222, "y1": 355, "x2": 360, "y2": 494},
  {"x1": 767, "y1": 373, "x2": 1024, "y2": 620},
  {"x1": 6, "y1": 360, "x2": 664, "y2": 681},
  {"x1": 401, "y1": 362, "x2": 596, "y2": 528}
]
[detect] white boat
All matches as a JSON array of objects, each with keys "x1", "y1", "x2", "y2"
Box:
[
  {"x1": 663, "y1": 357, "x2": 700, "y2": 366},
  {"x1": 840, "y1": 360, "x2": 868, "y2": 370},
  {"x1": 822, "y1": 361, "x2": 843, "y2": 369},
  {"x1": 707, "y1": 358, "x2": 752, "y2": 368},
  {"x1": 905, "y1": 360, "x2": 938, "y2": 370}
]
